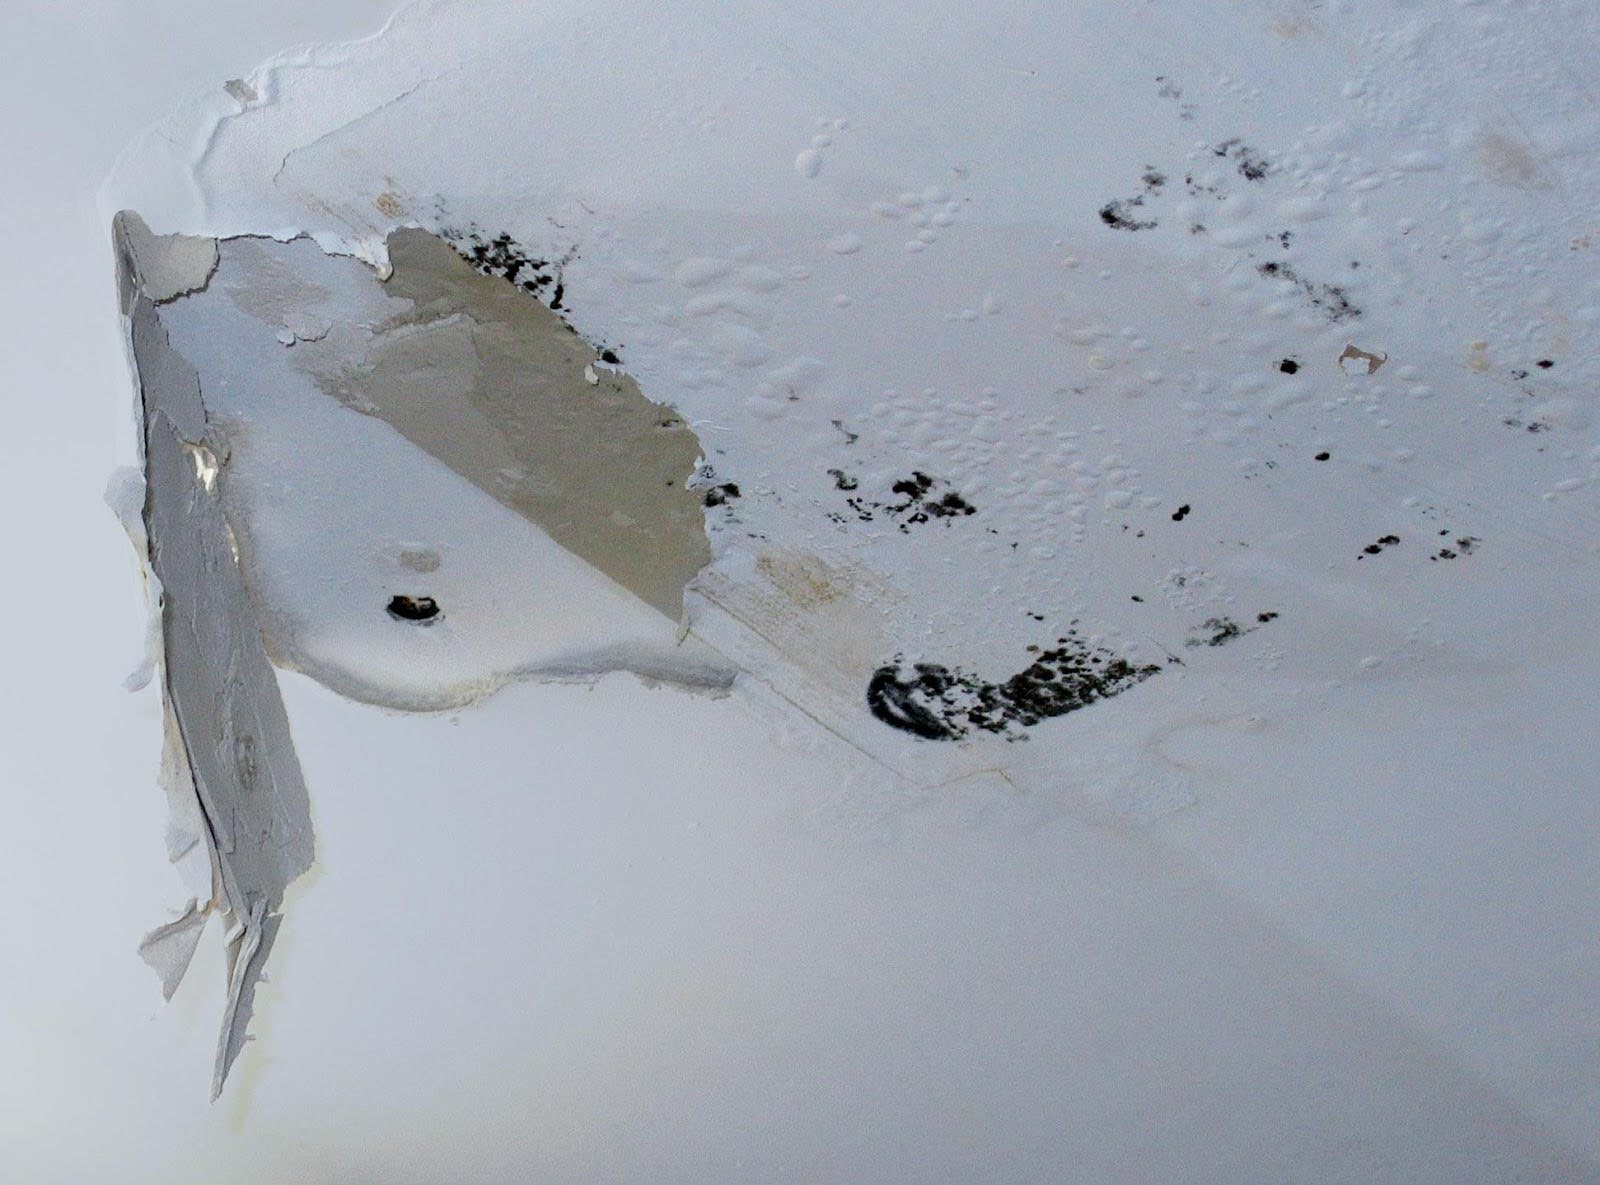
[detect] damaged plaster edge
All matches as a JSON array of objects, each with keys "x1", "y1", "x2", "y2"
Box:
[
  {"x1": 193, "y1": 223, "x2": 737, "y2": 711},
  {"x1": 114, "y1": 210, "x2": 316, "y2": 1100},
  {"x1": 266, "y1": 643, "x2": 739, "y2": 717},
  {"x1": 100, "y1": 0, "x2": 472, "y2": 261},
  {"x1": 121, "y1": 214, "x2": 737, "y2": 712}
]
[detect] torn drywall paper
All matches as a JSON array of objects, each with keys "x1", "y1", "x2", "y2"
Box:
[
  {"x1": 137, "y1": 899, "x2": 210, "y2": 1003},
  {"x1": 116, "y1": 212, "x2": 315, "y2": 1099},
  {"x1": 117, "y1": 209, "x2": 218, "y2": 303}
]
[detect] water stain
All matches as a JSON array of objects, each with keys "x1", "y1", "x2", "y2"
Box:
[
  {"x1": 756, "y1": 552, "x2": 850, "y2": 610},
  {"x1": 1473, "y1": 130, "x2": 1551, "y2": 191}
]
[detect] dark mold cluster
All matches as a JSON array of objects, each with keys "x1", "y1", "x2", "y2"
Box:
[
  {"x1": 1185, "y1": 612, "x2": 1277, "y2": 649},
  {"x1": 1099, "y1": 166, "x2": 1167, "y2": 231},
  {"x1": 441, "y1": 227, "x2": 571, "y2": 311},
  {"x1": 866, "y1": 632, "x2": 1160, "y2": 741},
  {"x1": 833, "y1": 471, "x2": 976, "y2": 532},
  {"x1": 1432, "y1": 534, "x2": 1480, "y2": 561},
  {"x1": 1257, "y1": 261, "x2": 1360, "y2": 322},
  {"x1": 1212, "y1": 138, "x2": 1271, "y2": 182}
]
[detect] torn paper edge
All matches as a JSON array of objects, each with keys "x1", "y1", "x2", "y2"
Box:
[{"x1": 114, "y1": 210, "x2": 317, "y2": 1100}]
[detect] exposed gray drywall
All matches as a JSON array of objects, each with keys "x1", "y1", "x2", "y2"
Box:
[
  {"x1": 310, "y1": 227, "x2": 712, "y2": 621},
  {"x1": 115, "y1": 212, "x2": 315, "y2": 1099}
]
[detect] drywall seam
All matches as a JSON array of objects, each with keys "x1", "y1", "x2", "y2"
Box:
[{"x1": 114, "y1": 212, "x2": 316, "y2": 1099}]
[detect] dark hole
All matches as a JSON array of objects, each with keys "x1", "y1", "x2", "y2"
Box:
[
  {"x1": 1278, "y1": 359, "x2": 1299, "y2": 374},
  {"x1": 1314, "y1": 451, "x2": 1330, "y2": 461},
  {"x1": 1537, "y1": 359, "x2": 1554, "y2": 369},
  {"x1": 1171, "y1": 503, "x2": 1191, "y2": 521},
  {"x1": 387, "y1": 595, "x2": 440, "y2": 623}
]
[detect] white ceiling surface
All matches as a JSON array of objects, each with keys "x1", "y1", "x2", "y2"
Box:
[{"x1": 1, "y1": 1, "x2": 1596, "y2": 1182}]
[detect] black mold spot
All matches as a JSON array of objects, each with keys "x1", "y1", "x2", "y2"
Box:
[
  {"x1": 1314, "y1": 451, "x2": 1330, "y2": 461},
  {"x1": 1188, "y1": 617, "x2": 1242, "y2": 647},
  {"x1": 387, "y1": 595, "x2": 440, "y2": 623},
  {"x1": 1213, "y1": 139, "x2": 1270, "y2": 181},
  {"x1": 704, "y1": 483, "x2": 741, "y2": 507},
  {"x1": 1171, "y1": 503, "x2": 1191, "y2": 522},
  {"x1": 845, "y1": 471, "x2": 977, "y2": 531},
  {"x1": 1358, "y1": 534, "x2": 1401, "y2": 559},
  {"x1": 444, "y1": 226, "x2": 575, "y2": 317},
  {"x1": 1098, "y1": 166, "x2": 1168, "y2": 231},
  {"x1": 891, "y1": 473, "x2": 934, "y2": 500},
  {"x1": 599, "y1": 348, "x2": 622, "y2": 365},
  {"x1": 1257, "y1": 261, "x2": 1360, "y2": 322},
  {"x1": 827, "y1": 468, "x2": 859, "y2": 491},
  {"x1": 1278, "y1": 358, "x2": 1300, "y2": 375},
  {"x1": 867, "y1": 632, "x2": 1160, "y2": 741},
  {"x1": 1099, "y1": 199, "x2": 1157, "y2": 231},
  {"x1": 1436, "y1": 534, "x2": 1481, "y2": 560},
  {"x1": 1186, "y1": 611, "x2": 1277, "y2": 647},
  {"x1": 1537, "y1": 359, "x2": 1554, "y2": 369}
]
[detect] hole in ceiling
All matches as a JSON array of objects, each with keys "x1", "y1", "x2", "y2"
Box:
[{"x1": 387, "y1": 594, "x2": 441, "y2": 622}]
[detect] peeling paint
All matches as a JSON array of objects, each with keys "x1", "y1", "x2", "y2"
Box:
[{"x1": 116, "y1": 212, "x2": 315, "y2": 1099}]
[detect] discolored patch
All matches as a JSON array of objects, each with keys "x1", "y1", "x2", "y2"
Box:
[{"x1": 1338, "y1": 343, "x2": 1388, "y2": 374}]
